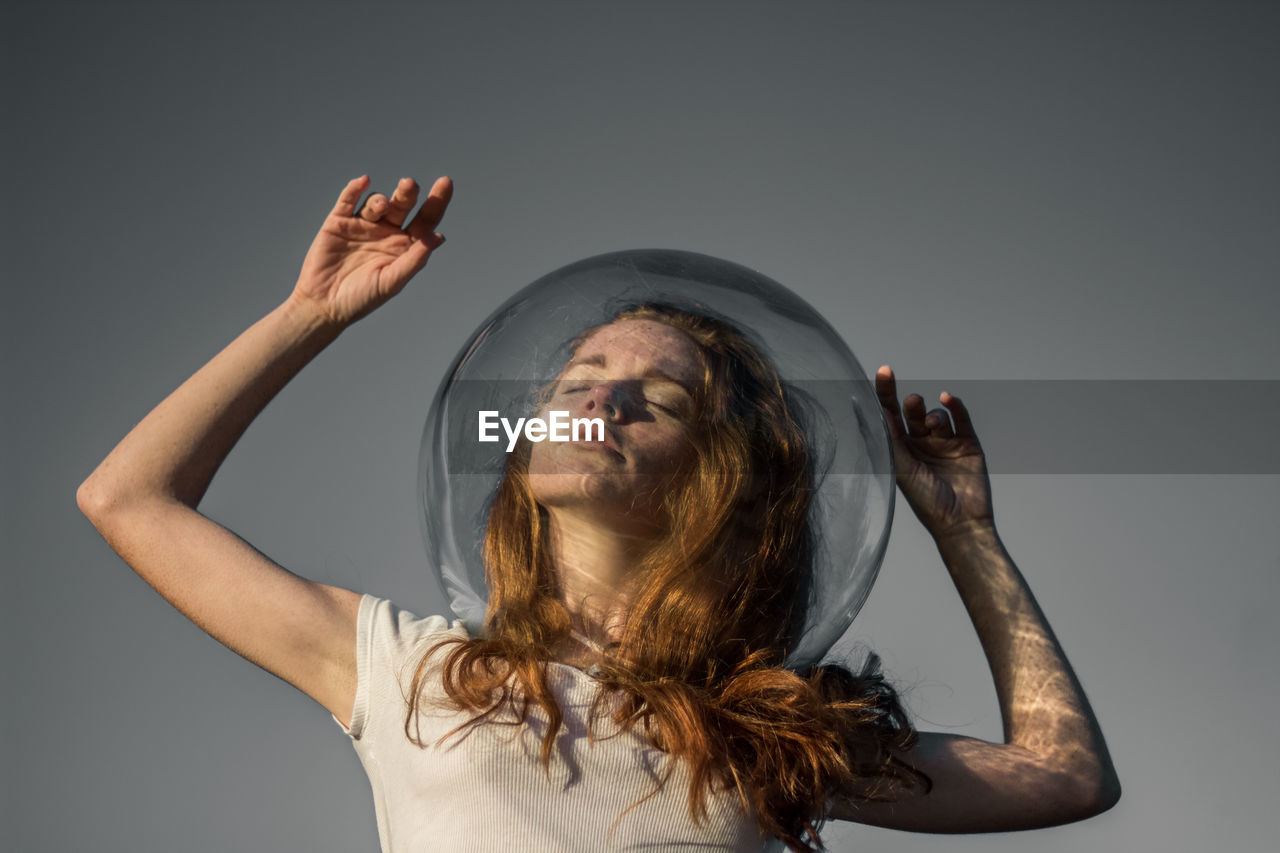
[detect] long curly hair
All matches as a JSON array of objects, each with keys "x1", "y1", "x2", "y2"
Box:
[{"x1": 406, "y1": 302, "x2": 927, "y2": 850}]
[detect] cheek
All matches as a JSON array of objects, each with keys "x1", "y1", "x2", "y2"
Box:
[
  {"x1": 527, "y1": 440, "x2": 548, "y2": 474},
  {"x1": 635, "y1": 431, "x2": 699, "y2": 478},
  {"x1": 527, "y1": 440, "x2": 581, "y2": 478}
]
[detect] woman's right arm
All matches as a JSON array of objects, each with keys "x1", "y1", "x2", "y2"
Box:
[{"x1": 77, "y1": 174, "x2": 451, "y2": 727}]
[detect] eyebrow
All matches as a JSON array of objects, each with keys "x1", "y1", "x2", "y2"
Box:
[{"x1": 568, "y1": 353, "x2": 695, "y2": 396}]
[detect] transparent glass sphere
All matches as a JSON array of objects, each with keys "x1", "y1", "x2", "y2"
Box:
[{"x1": 418, "y1": 249, "x2": 894, "y2": 669}]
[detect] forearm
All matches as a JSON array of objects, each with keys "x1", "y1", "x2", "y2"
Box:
[
  {"x1": 934, "y1": 523, "x2": 1118, "y2": 793},
  {"x1": 79, "y1": 296, "x2": 343, "y2": 511}
]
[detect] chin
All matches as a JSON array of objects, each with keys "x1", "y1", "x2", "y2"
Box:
[
  {"x1": 528, "y1": 444, "x2": 681, "y2": 531},
  {"x1": 529, "y1": 470, "x2": 653, "y2": 508},
  {"x1": 528, "y1": 442, "x2": 620, "y2": 500},
  {"x1": 529, "y1": 472, "x2": 670, "y2": 532}
]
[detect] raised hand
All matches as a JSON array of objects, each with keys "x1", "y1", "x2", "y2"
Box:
[
  {"x1": 289, "y1": 175, "x2": 452, "y2": 328},
  {"x1": 874, "y1": 365, "x2": 995, "y2": 541}
]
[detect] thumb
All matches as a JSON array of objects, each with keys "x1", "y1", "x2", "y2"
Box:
[{"x1": 384, "y1": 232, "x2": 445, "y2": 287}]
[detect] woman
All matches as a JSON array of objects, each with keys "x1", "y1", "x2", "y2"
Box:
[{"x1": 77, "y1": 174, "x2": 1120, "y2": 851}]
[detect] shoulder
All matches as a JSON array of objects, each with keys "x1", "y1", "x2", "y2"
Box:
[
  {"x1": 339, "y1": 595, "x2": 468, "y2": 740},
  {"x1": 361, "y1": 594, "x2": 459, "y2": 639},
  {"x1": 356, "y1": 594, "x2": 468, "y2": 669}
]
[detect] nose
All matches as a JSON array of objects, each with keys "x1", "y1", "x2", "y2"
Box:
[{"x1": 583, "y1": 382, "x2": 627, "y2": 420}]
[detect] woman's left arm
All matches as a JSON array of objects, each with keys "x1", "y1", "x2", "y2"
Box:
[
  {"x1": 830, "y1": 367, "x2": 1120, "y2": 832},
  {"x1": 833, "y1": 522, "x2": 1120, "y2": 831}
]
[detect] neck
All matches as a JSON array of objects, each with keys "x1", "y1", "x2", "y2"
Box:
[{"x1": 544, "y1": 508, "x2": 657, "y2": 645}]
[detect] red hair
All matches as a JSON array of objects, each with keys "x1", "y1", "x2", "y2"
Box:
[{"x1": 406, "y1": 303, "x2": 926, "y2": 850}]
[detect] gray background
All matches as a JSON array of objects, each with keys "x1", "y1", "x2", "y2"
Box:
[{"x1": 5, "y1": 1, "x2": 1277, "y2": 850}]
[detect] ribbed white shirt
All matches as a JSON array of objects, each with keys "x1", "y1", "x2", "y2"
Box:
[{"x1": 333, "y1": 595, "x2": 774, "y2": 852}]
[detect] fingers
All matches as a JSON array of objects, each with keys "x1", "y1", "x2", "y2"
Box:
[
  {"x1": 876, "y1": 365, "x2": 973, "y2": 438},
  {"x1": 334, "y1": 175, "x2": 443, "y2": 235},
  {"x1": 901, "y1": 393, "x2": 930, "y2": 436},
  {"x1": 874, "y1": 365, "x2": 907, "y2": 440},
  {"x1": 924, "y1": 406, "x2": 954, "y2": 437},
  {"x1": 382, "y1": 177, "x2": 419, "y2": 227},
  {"x1": 355, "y1": 192, "x2": 390, "y2": 222},
  {"x1": 406, "y1": 176, "x2": 453, "y2": 242},
  {"x1": 330, "y1": 175, "x2": 371, "y2": 217},
  {"x1": 875, "y1": 365, "x2": 928, "y2": 435},
  {"x1": 941, "y1": 390, "x2": 976, "y2": 437}
]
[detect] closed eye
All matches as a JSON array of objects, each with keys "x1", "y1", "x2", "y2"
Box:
[{"x1": 558, "y1": 380, "x2": 684, "y2": 417}]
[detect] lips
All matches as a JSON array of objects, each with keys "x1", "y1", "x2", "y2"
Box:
[{"x1": 569, "y1": 429, "x2": 624, "y2": 461}]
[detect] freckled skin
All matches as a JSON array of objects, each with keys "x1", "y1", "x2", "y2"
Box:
[
  {"x1": 80, "y1": 170, "x2": 1118, "y2": 837},
  {"x1": 528, "y1": 319, "x2": 702, "y2": 536}
]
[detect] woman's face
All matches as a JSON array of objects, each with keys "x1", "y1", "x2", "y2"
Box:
[{"x1": 527, "y1": 318, "x2": 703, "y2": 534}]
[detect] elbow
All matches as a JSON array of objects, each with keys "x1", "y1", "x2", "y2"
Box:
[
  {"x1": 78, "y1": 477, "x2": 184, "y2": 532},
  {"x1": 1067, "y1": 768, "x2": 1121, "y2": 822},
  {"x1": 1085, "y1": 749, "x2": 1122, "y2": 817},
  {"x1": 1034, "y1": 755, "x2": 1122, "y2": 827},
  {"x1": 1092, "y1": 774, "x2": 1122, "y2": 815},
  {"x1": 77, "y1": 477, "x2": 108, "y2": 520},
  {"x1": 77, "y1": 476, "x2": 133, "y2": 523}
]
